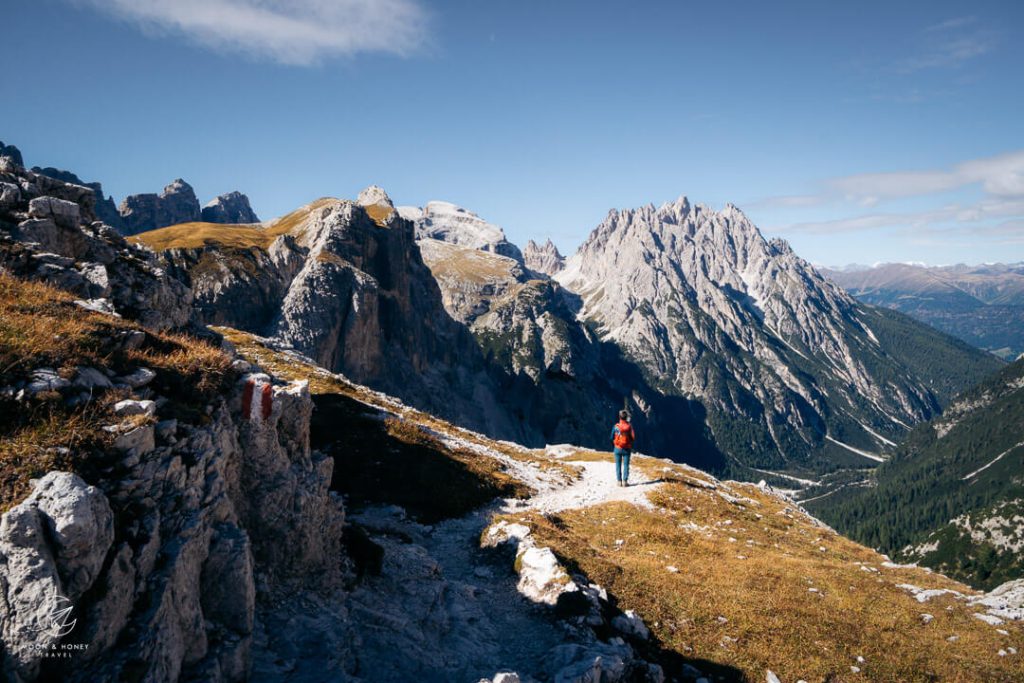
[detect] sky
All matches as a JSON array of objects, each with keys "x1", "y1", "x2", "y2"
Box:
[{"x1": 4, "y1": 0, "x2": 1023, "y2": 266}]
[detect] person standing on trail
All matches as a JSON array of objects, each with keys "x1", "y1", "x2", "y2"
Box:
[{"x1": 611, "y1": 410, "x2": 635, "y2": 487}]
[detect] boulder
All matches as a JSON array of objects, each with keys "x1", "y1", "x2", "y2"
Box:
[
  {"x1": 0, "y1": 473, "x2": 114, "y2": 681},
  {"x1": 28, "y1": 196, "x2": 80, "y2": 228},
  {"x1": 25, "y1": 368, "x2": 70, "y2": 395},
  {"x1": 113, "y1": 399, "x2": 156, "y2": 417}
]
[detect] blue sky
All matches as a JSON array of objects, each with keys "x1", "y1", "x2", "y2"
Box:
[{"x1": 5, "y1": 0, "x2": 1023, "y2": 266}]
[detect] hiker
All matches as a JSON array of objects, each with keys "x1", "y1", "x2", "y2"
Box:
[{"x1": 611, "y1": 410, "x2": 635, "y2": 487}]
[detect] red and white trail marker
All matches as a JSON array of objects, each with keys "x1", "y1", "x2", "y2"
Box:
[{"x1": 241, "y1": 377, "x2": 273, "y2": 422}]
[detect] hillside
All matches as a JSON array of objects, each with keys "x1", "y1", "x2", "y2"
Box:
[
  {"x1": 131, "y1": 187, "x2": 519, "y2": 443},
  {"x1": 809, "y1": 358, "x2": 1024, "y2": 590},
  {"x1": 223, "y1": 327, "x2": 1024, "y2": 682},
  {"x1": 823, "y1": 263, "x2": 1024, "y2": 360}
]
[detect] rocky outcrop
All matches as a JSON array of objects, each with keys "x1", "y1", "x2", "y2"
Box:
[
  {"x1": 0, "y1": 141, "x2": 23, "y2": 167},
  {"x1": 201, "y1": 192, "x2": 260, "y2": 224},
  {"x1": 0, "y1": 372, "x2": 348, "y2": 682},
  {"x1": 0, "y1": 473, "x2": 113, "y2": 682},
  {"x1": 272, "y1": 191, "x2": 515, "y2": 437},
  {"x1": 118, "y1": 179, "x2": 201, "y2": 236},
  {"x1": 524, "y1": 238, "x2": 564, "y2": 276},
  {"x1": 400, "y1": 200, "x2": 524, "y2": 262},
  {"x1": 417, "y1": 238, "x2": 526, "y2": 324},
  {"x1": 31, "y1": 167, "x2": 124, "y2": 231},
  {"x1": 0, "y1": 164, "x2": 193, "y2": 330}
]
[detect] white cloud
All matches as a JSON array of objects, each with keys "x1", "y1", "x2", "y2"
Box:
[
  {"x1": 830, "y1": 149, "x2": 1024, "y2": 202},
  {"x1": 76, "y1": 0, "x2": 430, "y2": 65},
  {"x1": 924, "y1": 16, "x2": 977, "y2": 33},
  {"x1": 773, "y1": 197, "x2": 1024, "y2": 243},
  {"x1": 778, "y1": 207, "x2": 956, "y2": 235},
  {"x1": 896, "y1": 35, "x2": 991, "y2": 73}
]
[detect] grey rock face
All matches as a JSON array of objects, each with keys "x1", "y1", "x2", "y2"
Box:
[
  {"x1": 417, "y1": 237, "x2": 526, "y2": 324},
  {"x1": 399, "y1": 200, "x2": 524, "y2": 262},
  {"x1": 28, "y1": 196, "x2": 80, "y2": 228},
  {"x1": 118, "y1": 178, "x2": 201, "y2": 235},
  {"x1": 524, "y1": 238, "x2": 565, "y2": 276},
  {"x1": 0, "y1": 473, "x2": 113, "y2": 682},
  {"x1": 201, "y1": 191, "x2": 260, "y2": 224},
  {"x1": 0, "y1": 140, "x2": 23, "y2": 167},
  {"x1": 0, "y1": 376, "x2": 347, "y2": 683},
  {"x1": 272, "y1": 197, "x2": 515, "y2": 437},
  {"x1": 32, "y1": 167, "x2": 124, "y2": 231}
]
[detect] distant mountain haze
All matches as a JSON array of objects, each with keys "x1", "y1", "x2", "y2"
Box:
[{"x1": 823, "y1": 262, "x2": 1024, "y2": 360}]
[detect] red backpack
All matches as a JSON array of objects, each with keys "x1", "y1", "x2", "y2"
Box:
[{"x1": 613, "y1": 420, "x2": 634, "y2": 449}]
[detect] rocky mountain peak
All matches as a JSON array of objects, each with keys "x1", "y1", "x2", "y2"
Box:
[
  {"x1": 399, "y1": 200, "x2": 524, "y2": 262},
  {"x1": 356, "y1": 185, "x2": 396, "y2": 225},
  {"x1": 118, "y1": 178, "x2": 201, "y2": 236},
  {"x1": 523, "y1": 238, "x2": 565, "y2": 276},
  {"x1": 0, "y1": 140, "x2": 23, "y2": 167},
  {"x1": 357, "y1": 184, "x2": 394, "y2": 209},
  {"x1": 555, "y1": 195, "x2": 975, "y2": 470},
  {"x1": 201, "y1": 191, "x2": 260, "y2": 224}
]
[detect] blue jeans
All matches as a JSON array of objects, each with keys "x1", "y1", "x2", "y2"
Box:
[{"x1": 614, "y1": 448, "x2": 631, "y2": 482}]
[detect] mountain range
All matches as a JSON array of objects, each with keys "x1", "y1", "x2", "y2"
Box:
[
  {"x1": 2, "y1": 140, "x2": 1022, "y2": 681},
  {"x1": 822, "y1": 262, "x2": 1024, "y2": 360}
]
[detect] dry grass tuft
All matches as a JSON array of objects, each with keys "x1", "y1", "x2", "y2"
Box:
[{"x1": 0, "y1": 272, "x2": 234, "y2": 509}]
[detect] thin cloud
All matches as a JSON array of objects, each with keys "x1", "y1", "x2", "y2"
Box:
[
  {"x1": 746, "y1": 194, "x2": 826, "y2": 210},
  {"x1": 777, "y1": 207, "x2": 955, "y2": 235},
  {"x1": 755, "y1": 149, "x2": 1024, "y2": 211},
  {"x1": 895, "y1": 16, "x2": 994, "y2": 74},
  {"x1": 75, "y1": 0, "x2": 431, "y2": 65},
  {"x1": 774, "y1": 199, "x2": 1024, "y2": 241},
  {"x1": 831, "y1": 149, "x2": 1024, "y2": 202},
  {"x1": 924, "y1": 16, "x2": 977, "y2": 33}
]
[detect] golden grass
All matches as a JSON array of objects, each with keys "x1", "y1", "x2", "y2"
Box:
[
  {"x1": 418, "y1": 238, "x2": 520, "y2": 285},
  {"x1": 0, "y1": 272, "x2": 233, "y2": 509},
  {"x1": 130, "y1": 198, "x2": 338, "y2": 252},
  {"x1": 364, "y1": 203, "x2": 394, "y2": 226},
  {"x1": 499, "y1": 455, "x2": 1024, "y2": 682}
]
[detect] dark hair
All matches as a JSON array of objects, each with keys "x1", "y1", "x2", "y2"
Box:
[{"x1": 618, "y1": 410, "x2": 630, "y2": 421}]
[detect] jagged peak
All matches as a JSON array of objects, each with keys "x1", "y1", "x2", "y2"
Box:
[
  {"x1": 356, "y1": 185, "x2": 394, "y2": 209},
  {"x1": 162, "y1": 178, "x2": 194, "y2": 195}
]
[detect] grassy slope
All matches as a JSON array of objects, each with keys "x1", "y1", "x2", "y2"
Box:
[
  {"x1": 129, "y1": 198, "x2": 337, "y2": 252},
  {"x1": 503, "y1": 453, "x2": 1024, "y2": 681},
  {"x1": 224, "y1": 330, "x2": 1024, "y2": 681},
  {"x1": 0, "y1": 272, "x2": 232, "y2": 509}
]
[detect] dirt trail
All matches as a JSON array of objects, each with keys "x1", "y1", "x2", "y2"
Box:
[{"x1": 526, "y1": 458, "x2": 662, "y2": 514}]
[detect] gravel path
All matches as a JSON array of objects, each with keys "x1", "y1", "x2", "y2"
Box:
[{"x1": 527, "y1": 459, "x2": 661, "y2": 514}]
